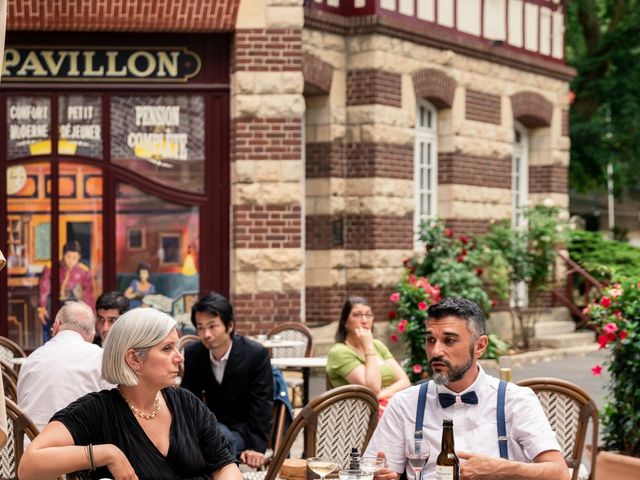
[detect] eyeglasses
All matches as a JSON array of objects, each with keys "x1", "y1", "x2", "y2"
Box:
[{"x1": 352, "y1": 313, "x2": 375, "y2": 319}]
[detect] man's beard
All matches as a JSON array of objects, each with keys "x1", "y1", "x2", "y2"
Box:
[{"x1": 429, "y1": 345, "x2": 475, "y2": 385}]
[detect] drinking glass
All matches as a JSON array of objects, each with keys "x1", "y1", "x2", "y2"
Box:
[
  {"x1": 338, "y1": 469, "x2": 372, "y2": 480},
  {"x1": 307, "y1": 457, "x2": 339, "y2": 480},
  {"x1": 405, "y1": 438, "x2": 430, "y2": 480},
  {"x1": 360, "y1": 457, "x2": 386, "y2": 475}
]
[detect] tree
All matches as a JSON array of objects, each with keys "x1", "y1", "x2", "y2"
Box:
[{"x1": 568, "y1": 1, "x2": 640, "y2": 193}]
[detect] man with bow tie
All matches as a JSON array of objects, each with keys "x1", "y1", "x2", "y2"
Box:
[{"x1": 365, "y1": 297, "x2": 569, "y2": 480}]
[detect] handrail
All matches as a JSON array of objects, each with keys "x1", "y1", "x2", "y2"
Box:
[{"x1": 553, "y1": 251, "x2": 604, "y2": 330}]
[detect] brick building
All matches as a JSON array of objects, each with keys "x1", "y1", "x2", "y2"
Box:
[{"x1": 0, "y1": 0, "x2": 573, "y2": 349}]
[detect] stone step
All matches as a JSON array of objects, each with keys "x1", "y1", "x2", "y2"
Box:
[
  {"x1": 536, "y1": 331, "x2": 596, "y2": 348},
  {"x1": 534, "y1": 320, "x2": 577, "y2": 337}
]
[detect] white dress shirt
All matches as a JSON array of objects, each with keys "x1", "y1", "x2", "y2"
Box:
[
  {"x1": 364, "y1": 366, "x2": 561, "y2": 479},
  {"x1": 17, "y1": 330, "x2": 113, "y2": 432},
  {"x1": 209, "y1": 342, "x2": 232, "y2": 384}
]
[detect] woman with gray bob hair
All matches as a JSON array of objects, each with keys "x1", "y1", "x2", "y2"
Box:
[
  {"x1": 102, "y1": 308, "x2": 176, "y2": 386},
  {"x1": 19, "y1": 307, "x2": 242, "y2": 480}
]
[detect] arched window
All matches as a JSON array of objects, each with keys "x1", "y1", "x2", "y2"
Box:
[{"x1": 414, "y1": 100, "x2": 438, "y2": 248}]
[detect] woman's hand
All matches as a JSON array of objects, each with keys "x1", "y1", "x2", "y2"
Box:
[
  {"x1": 354, "y1": 327, "x2": 375, "y2": 352},
  {"x1": 102, "y1": 444, "x2": 138, "y2": 480}
]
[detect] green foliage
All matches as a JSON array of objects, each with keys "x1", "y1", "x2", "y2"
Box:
[
  {"x1": 568, "y1": 230, "x2": 640, "y2": 281},
  {"x1": 482, "y1": 333, "x2": 509, "y2": 361},
  {"x1": 585, "y1": 278, "x2": 640, "y2": 457},
  {"x1": 388, "y1": 273, "x2": 441, "y2": 382},
  {"x1": 567, "y1": 1, "x2": 640, "y2": 192},
  {"x1": 483, "y1": 205, "x2": 567, "y2": 346}
]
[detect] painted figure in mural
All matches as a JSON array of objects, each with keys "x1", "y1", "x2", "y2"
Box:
[
  {"x1": 124, "y1": 261, "x2": 156, "y2": 308},
  {"x1": 38, "y1": 241, "x2": 95, "y2": 343},
  {"x1": 181, "y1": 243, "x2": 198, "y2": 276}
]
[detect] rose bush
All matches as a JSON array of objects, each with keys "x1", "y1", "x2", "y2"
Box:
[{"x1": 585, "y1": 277, "x2": 640, "y2": 457}]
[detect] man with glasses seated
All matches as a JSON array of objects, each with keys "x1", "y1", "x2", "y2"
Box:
[{"x1": 326, "y1": 296, "x2": 410, "y2": 412}]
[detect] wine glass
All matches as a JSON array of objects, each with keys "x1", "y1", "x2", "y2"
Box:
[
  {"x1": 360, "y1": 457, "x2": 386, "y2": 475},
  {"x1": 307, "y1": 456, "x2": 339, "y2": 480},
  {"x1": 405, "y1": 437, "x2": 430, "y2": 480}
]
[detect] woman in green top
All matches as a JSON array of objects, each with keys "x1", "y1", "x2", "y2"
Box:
[{"x1": 326, "y1": 296, "x2": 410, "y2": 407}]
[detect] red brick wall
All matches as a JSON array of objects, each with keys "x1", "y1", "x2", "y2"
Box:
[
  {"x1": 438, "y1": 153, "x2": 511, "y2": 188},
  {"x1": 306, "y1": 215, "x2": 343, "y2": 250},
  {"x1": 529, "y1": 165, "x2": 568, "y2": 194},
  {"x1": 444, "y1": 218, "x2": 492, "y2": 236},
  {"x1": 234, "y1": 292, "x2": 301, "y2": 334},
  {"x1": 344, "y1": 214, "x2": 413, "y2": 250},
  {"x1": 347, "y1": 70, "x2": 402, "y2": 107},
  {"x1": 8, "y1": 0, "x2": 240, "y2": 31},
  {"x1": 305, "y1": 284, "x2": 395, "y2": 326},
  {"x1": 233, "y1": 205, "x2": 302, "y2": 249},
  {"x1": 303, "y1": 53, "x2": 334, "y2": 94},
  {"x1": 412, "y1": 68, "x2": 456, "y2": 109},
  {"x1": 510, "y1": 91, "x2": 553, "y2": 128},
  {"x1": 232, "y1": 29, "x2": 302, "y2": 72},
  {"x1": 306, "y1": 142, "x2": 345, "y2": 178},
  {"x1": 346, "y1": 143, "x2": 413, "y2": 179},
  {"x1": 232, "y1": 117, "x2": 302, "y2": 162},
  {"x1": 465, "y1": 89, "x2": 502, "y2": 124}
]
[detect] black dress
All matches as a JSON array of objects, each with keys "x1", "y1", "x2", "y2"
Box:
[{"x1": 51, "y1": 387, "x2": 236, "y2": 479}]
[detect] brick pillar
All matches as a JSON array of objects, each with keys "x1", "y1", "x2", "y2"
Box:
[{"x1": 230, "y1": 0, "x2": 304, "y2": 334}]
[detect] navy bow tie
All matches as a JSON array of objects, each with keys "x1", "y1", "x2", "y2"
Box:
[{"x1": 438, "y1": 391, "x2": 479, "y2": 408}]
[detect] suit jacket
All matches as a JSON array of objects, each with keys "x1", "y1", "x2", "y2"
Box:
[{"x1": 181, "y1": 335, "x2": 274, "y2": 453}]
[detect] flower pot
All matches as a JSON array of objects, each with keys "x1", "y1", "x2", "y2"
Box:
[{"x1": 595, "y1": 450, "x2": 640, "y2": 480}]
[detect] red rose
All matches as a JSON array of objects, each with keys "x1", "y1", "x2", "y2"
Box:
[
  {"x1": 444, "y1": 228, "x2": 454, "y2": 238},
  {"x1": 600, "y1": 297, "x2": 612, "y2": 308},
  {"x1": 460, "y1": 235, "x2": 469, "y2": 244},
  {"x1": 388, "y1": 310, "x2": 397, "y2": 319}
]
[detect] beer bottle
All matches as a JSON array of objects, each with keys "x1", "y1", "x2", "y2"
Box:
[{"x1": 436, "y1": 419, "x2": 459, "y2": 480}]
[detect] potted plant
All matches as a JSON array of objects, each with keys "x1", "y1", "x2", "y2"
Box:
[{"x1": 585, "y1": 277, "x2": 640, "y2": 476}]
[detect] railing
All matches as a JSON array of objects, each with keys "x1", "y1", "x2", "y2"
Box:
[
  {"x1": 307, "y1": 0, "x2": 566, "y2": 62},
  {"x1": 552, "y1": 251, "x2": 604, "y2": 330}
]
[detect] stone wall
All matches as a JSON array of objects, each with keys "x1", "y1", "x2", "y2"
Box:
[{"x1": 303, "y1": 29, "x2": 571, "y2": 321}]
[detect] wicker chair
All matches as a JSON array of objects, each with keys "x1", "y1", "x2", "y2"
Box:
[
  {"x1": 0, "y1": 337, "x2": 26, "y2": 375},
  {"x1": 259, "y1": 384, "x2": 379, "y2": 480},
  {"x1": 517, "y1": 377, "x2": 599, "y2": 480},
  {"x1": 0, "y1": 360, "x2": 18, "y2": 390},
  {"x1": 0, "y1": 398, "x2": 63, "y2": 480},
  {"x1": 267, "y1": 323, "x2": 314, "y2": 407},
  {"x1": 177, "y1": 334, "x2": 200, "y2": 353},
  {"x1": 2, "y1": 370, "x2": 17, "y2": 402}
]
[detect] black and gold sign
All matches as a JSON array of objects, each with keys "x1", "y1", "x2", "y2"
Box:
[{"x1": 2, "y1": 47, "x2": 201, "y2": 82}]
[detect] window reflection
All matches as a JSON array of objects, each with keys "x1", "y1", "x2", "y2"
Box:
[
  {"x1": 110, "y1": 95, "x2": 205, "y2": 192},
  {"x1": 6, "y1": 96, "x2": 51, "y2": 159},
  {"x1": 7, "y1": 162, "x2": 51, "y2": 349},
  {"x1": 116, "y1": 183, "x2": 199, "y2": 333}
]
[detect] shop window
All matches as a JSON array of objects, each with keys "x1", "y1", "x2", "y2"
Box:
[
  {"x1": 110, "y1": 95, "x2": 205, "y2": 192},
  {"x1": 58, "y1": 95, "x2": 103, "y2": 158},
  {"x1": 115, "y1": 182, "x2": 199, "y2": 326},
  {"x1": 6, "y1": 96, "x2": 51, "y2": 159},
  {"x1": 414, "y1": 100, "x2": 438, "y2": 248},
  {"x1": 127, "y1": 227, "x2": 146, "y2": 250}
]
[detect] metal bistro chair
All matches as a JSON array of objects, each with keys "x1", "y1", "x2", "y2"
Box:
[
  {"x1": 0, "y1": 398, "x2": 64, "y2": 480},
  {"x1": 267, "y1": 322, "x2": 314, "y2": 408},
  {"x1": 261, "y1": 384, "x2": 379, "y2": 480},
  {"x1": 517, "y1": 377, "x2": 599, "y2": 480}
]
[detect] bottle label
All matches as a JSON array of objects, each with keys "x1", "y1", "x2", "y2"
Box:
[{"x1": 435, "y1": 465, "x2": 454, "y2": 480}]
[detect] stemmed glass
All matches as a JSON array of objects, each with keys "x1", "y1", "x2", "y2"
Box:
[
  {"x1": 360, "y1": 457, "x2": 386, "y2": 475},
  {"x1": 405, "y1": 437, "x2": 430, "y2": 480},
  {"x1": 307, "y1": 457, "x2": 339, "y2": 480}
]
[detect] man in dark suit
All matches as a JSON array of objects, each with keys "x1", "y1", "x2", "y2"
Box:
[{"x1": 181, "y1": 292, "x2": 273, "y2": 468}]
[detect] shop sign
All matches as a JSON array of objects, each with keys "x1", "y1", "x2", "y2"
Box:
[{"x1": 2, "y1": 47, "x2": 201, "y2": 82}]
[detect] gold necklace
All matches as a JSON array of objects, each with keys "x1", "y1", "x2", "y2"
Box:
[{"x1": 118, "y1": 387, "x2": 161, "y2": 420}]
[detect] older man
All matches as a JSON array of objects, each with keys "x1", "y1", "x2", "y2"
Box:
[
  {"x1": 367, "y1": 297, "x2": 569, "y2": 480},
  {"x1": 17, "y1": 301, "x2": 112, "y2": 432}
]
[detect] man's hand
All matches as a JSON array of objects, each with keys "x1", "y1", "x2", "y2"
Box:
[
  {"x1": 240, "y1": 450, "x2": 265, "y2": 468},
  {"x1": 458, "y1": 451, "x2": 505, "y2": 480},
  {"x1": 373, "y1": 452, "x2": 398, "y2": 480}
]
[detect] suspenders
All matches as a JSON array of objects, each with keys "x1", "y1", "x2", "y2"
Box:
[{"x1": 413, "y1": 380, "x2": 510, "y2": 460}]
